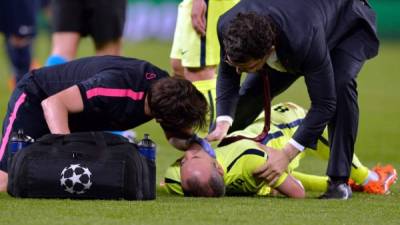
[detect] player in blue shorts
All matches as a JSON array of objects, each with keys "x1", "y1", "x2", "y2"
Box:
[
  {"x1": 0, "y1": 0, "x2": 40, "y2": 83},
  {"x1": 0, "y1": 55, "x2": 208, "y2": 192}
]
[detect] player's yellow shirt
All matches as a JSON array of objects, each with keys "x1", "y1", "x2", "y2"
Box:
[
  {"x1": 217, "y1": 139, "x2": 281, "y2": 196},
  {"x1": 163, "y1": 102, "x2": 307, "y2": 196}
]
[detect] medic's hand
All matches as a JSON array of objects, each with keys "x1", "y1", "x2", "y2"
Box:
[
  {"x1": 253, "y1": 147, "x2": 290, "y2": 186},
  {"x1": 206, "y1": 121, "x2": 230, "y2": 142}
]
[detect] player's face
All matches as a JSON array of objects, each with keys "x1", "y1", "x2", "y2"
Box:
[
  {"x1": 225, "y1": 47, "x2": 274, "y2": 74},
  {"x1": 230, "y1": 57, "x2": 266, "y2": 74},
  {"x1": 180, "y1": 147, "x2": 215, "y2": 171},
  {"x1": 180, "y1": 147, "x2": 216, "y2": 182}
]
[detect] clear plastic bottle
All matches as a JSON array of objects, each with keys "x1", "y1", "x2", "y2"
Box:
[
  {"x1": 137, "y1": 133, "x2": 156, "y2": 161},
  {"x1": 137, "y1": 133, "x2": 156, "y2": 198},
  {"x1": 9, "y1": 129, "x2": 34, "y2": 167},
  {"x1": 9, "y1": 129, "x2": 34, "y2": 155}
]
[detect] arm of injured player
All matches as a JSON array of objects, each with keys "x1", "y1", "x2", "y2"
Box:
[
  {"x1": 253, "y1": 145, "x2": 305, "y2": 198},
  {"x1": 272, "y1": 173, "x2": 305, "y2": 198}
]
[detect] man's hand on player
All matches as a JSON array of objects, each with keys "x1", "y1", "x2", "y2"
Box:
[
  {"x1": 254, "y1": 143, "x2": 300, "y2": 185},
  {"x1": 206, "y1": 121, "x2": 230, "y2": 142},
  {"x1": 253, "y1": 147, "x2": 290, "y2": 185},
  {"x1": 191, "y1": 0, "x2": 207, "y2": 36}
]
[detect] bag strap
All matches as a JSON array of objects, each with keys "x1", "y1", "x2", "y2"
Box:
[{"x1": 39, "y1": 132, "x2": 109, "y2": 155}]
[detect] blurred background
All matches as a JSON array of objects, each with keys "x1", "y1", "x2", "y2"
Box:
[{"x1": 0, "y1": 0, "x2": 399, "y2": 182}]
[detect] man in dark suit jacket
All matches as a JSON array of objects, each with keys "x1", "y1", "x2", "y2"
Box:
[{"x1": 206, "y1": 0, "x2": 379, "y2": 199}]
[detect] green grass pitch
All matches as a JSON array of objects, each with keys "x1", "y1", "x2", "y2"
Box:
[{"x1": 0, "y1": 35, "x2": 399, "y2": 225}]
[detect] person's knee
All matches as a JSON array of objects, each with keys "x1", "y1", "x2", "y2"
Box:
[
  {"x1": 170, "y1": 59, "x2": 184, "y2": 78},
  {"x1": 6, "y1": 36, "x2": 33, "y2": 81},
  {"x1": 335, "y1": 78, "x2": 357, "y2": 99},
  {"x1": 8, "y1": 35, "x2": 32, "y2": 48},
  {"x1": 0, "y1": 170, "x2": 8, "y2": 192},
  {"x1": 185, "y1": 66, "x2": 216, "y2": 82}
]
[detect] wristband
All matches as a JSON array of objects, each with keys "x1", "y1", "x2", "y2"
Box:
[
  {"x1": 216, "y1": 116, "x2": 233, "y2": 126},
  {"x1": 288, "y1": 138, "x2": 305, "y2": 152}
]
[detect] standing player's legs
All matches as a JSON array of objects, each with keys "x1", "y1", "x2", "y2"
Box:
[
  {"x1": 326, "y1": 48, "x2": 364, "y2": 186},
  {"x1": 48, "y1": 32, "x2": 80, "y2": 63},
  {"x1": 46, "y1": 0, "x2": 83, "y2": 66},
  {"x1": 230, "y1": 68, "x2": 299, "y2": 133},
  {"x1": 170, "y1": 0, "x2": 238, "y2": 137},
  {"x1": 170, "y1": 0, "x2": 237, "y2": 75},
  {"x1": 3, "y1": 0, "x2": 39, "y2": 82},
  {"x1": 5, "y1": 36, "x2": 33, "y2": 82},
  {"x1": 170, "y1": 59, "x2": 185, "y2": 78},
  {"x1": 90, "y1": 0, "x2": 126, "y2": 56},
  {"x1": 46, "y1": 2, "x2": 80, "y2": 65},
  {"x1": 170, "y1": 0, "x2": 186, "y2": 78},
  {"x1": 87, "y1": 0, "x2": 129, "y2": 137}
]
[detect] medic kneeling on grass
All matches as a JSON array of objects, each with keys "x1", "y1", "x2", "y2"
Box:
[{"x1": 0, "y1": 55, "x2": 209, "y2": 192}]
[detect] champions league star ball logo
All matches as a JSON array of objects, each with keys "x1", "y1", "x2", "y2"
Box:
[{"x1": 60, "y1": 164, "x2": 93, "y2": 194}]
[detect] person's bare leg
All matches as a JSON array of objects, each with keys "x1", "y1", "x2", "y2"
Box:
[
  {"x1": 0, "y1": 171, "x2": 8, "y2": 192},
  {"x1": 95, "y1": 38, "x2": 122, "y2": 56},
  {"x1": 50, "y1": 32, "x2": 81, "y2": 61},
  {"x1": 170, "y1": 58, "x2": 184, "y2": 79},
  {"x1": 184, "y1": 66, "x2": 215, "y2": 82}
]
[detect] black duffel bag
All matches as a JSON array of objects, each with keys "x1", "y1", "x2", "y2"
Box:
[{"x1": 7, "y1": 132, "x2": 155, "y2": 200}]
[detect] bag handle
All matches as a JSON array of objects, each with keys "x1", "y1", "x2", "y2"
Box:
[{"x1": 38, "y1": 132, "x2": 109, "y2": 156}]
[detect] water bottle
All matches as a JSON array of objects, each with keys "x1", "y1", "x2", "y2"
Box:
[
  {"x1": 137, "y1": 133, "x2": 156, "y2": 198},
  {"x1": 137, "y1": 133, "x2": 156, "y2": 161},
  {"x1": 8, "y1": 129, "x2": 34, "y2": 163}
]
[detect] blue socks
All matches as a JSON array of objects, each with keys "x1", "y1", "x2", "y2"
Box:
[{"x1": 6, "y1": 40, "x2": 32, "y2": 82}]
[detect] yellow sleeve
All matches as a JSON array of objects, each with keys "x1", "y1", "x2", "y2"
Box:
[
  {"x1": 240, "y1": 152, "x2": 276, "y2": 194},
  {"x1": 271, "y1": 172, "x2": 289, "y2": 189},
  {"x1": 163, "y1": 160, "x2": 184, "y2": 196}
]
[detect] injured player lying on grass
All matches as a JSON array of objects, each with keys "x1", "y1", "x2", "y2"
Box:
[{"x1": 162, "y1": 102, "x2": 398, "y2": 198}]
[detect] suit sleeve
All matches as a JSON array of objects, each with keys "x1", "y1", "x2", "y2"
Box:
[
  {"x1": 292, "y1": 28, "x2": 337, "y2": 148},
  {"x1": 216, "y1": 20, "x2": 242, "y2": 118}
]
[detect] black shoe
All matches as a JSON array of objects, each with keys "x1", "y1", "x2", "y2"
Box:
[{"x1": 319, "y1": 182, "x2": 352, "y2": 200}]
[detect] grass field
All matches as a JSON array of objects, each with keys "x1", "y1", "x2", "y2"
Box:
[{"x1": 0, "y1": 34, "x2": 399, "y2": 225}]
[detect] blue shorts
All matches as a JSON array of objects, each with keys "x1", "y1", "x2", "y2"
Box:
[{"x1": 0, "y1": 0, "x2": 40, "y2": 37}]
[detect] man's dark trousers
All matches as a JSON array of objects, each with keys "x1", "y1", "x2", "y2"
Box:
[{"x1": 230, "y1": 50, "x2": 364, "y2": 181}]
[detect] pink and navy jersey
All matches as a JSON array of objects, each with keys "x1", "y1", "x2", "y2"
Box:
[{"x1": 27, "y1": 55, "x2": 169, "y2": 131}]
